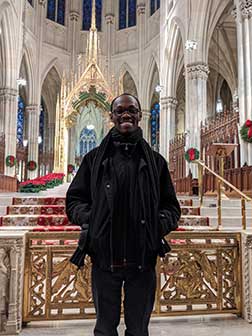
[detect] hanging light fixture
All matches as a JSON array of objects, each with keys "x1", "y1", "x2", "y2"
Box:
[{"x1": 216, "y1": 26, "x2": 223, "y2": 114}]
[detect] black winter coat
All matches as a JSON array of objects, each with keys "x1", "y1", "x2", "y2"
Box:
[{"x1": 66, "y1": 147, "x2": 181, "y2": 270}]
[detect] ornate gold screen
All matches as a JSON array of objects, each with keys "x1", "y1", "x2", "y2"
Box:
[{"x1": 23, "y1": 231, "x2": 241, "y2": 322}]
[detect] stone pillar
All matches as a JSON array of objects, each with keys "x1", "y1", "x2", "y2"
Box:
[
  {"x1": 137, "y1": 2, "x2": 146, "y2": 99},
  {"x1": 0, "y1": 232, "x2": 25, "y2": 335},
  {"x1": 69, "y1": 8, "x2": 80, "y2": 72},
  {"x1": 105, "y1": 14, "x2": 115, "y2": 81},
  {"x1": 185, "y1": 62, "x2": 209, "y2": 176},
  {"x1": 160, "y1": 96, "x2": 178, "y2": 160},
  {"x1": 235, "y1": 0, "x2": 252, "y2": 165},
  {"x1": 140, "y1": 109, "x2": 150, "y2": 142},
  {"x1": 26, "y1": 105, "x2": 39, "y2": 179},
  {"x1": 0, "y1": 88, "x2": 18, "y2": 177}
]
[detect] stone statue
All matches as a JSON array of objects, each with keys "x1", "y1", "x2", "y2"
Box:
[{"x1": 0, "y1": 248, "x2": 9, "y2": 332}]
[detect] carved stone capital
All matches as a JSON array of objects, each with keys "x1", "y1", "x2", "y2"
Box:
[
  {"x1": 25, "y1": 105, "x2": 39, "y2": 114},
  {"x1": 161, "y1": 96, "x2": 178, "y2": 109},
  {"x1": 0, "y1": 87, "x2": 18, "y2": 103},
  {"x1": 70, "y1": 11, "x2": 79, "y2": 22},
  {"x1": 38, "y1": 0, "x2": 46, "y2": 7},
  {"x1": 137, "y1": 4, "x2": 146, "y2": 15},
  {"x1": 239, "y1": 0, "x2": 252, "y2": 19},
  {"x1": 231, "y1": 6, "x2": 237, "y2": 19},
  {"x1": 186, "y1": 62, "x2": 209, "y2": 80},
  {"x1": 105, "y1": 13, "x2": 115, "y2": 24}
]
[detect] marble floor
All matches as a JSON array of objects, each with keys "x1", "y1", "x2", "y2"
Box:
[{"x1": 20, "y1": 315, "x2": 252, "y2": 335}]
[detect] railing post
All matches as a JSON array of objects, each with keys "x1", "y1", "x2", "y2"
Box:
[
  {"x1": 217, "y1": 179, "x2": 222, "y2": 230},
  {"x1": 241, "y1": 198, "x2": 246, "y2": 230},
  {"x1": 198, "y1": 163, "x2": 203, "y2": 207}
]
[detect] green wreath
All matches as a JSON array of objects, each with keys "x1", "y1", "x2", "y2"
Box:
[
  {"x1": 184, "y1": 148, "x2": 200, "y2": 162},
  {"x1": 5, "y1": 155, "x2": 16, "y2": 168},
  {"x1": 27, "y1": 160, "x2": 37, "y2": 171},
  {"x1": 240, "y1": 119, "x2": 252, "y2": 143}
]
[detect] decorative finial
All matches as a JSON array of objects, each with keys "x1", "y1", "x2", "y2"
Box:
[{"x1": 91, "y1": 0, "x2": 96, "y2": 31}]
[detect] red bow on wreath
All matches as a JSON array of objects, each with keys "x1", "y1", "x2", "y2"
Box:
[
  {"x1": 245, "y1": 119, "x2": 252, "y2": 139},
  {"x1": 188, "y1": 148, "x2": 196, "y2": 161}
]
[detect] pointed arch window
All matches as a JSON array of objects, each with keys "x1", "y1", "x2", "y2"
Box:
[
  {"x1": 150, "y1": 0, "x2": 160, "y2": 16},
  {"x1": 27, "y1": 0, "x2": 33, "y2": 6},
  {"x1": 39, "y1": 100, "x2": 45, "y2": 152},
  {"x1": 80, "y1": 128, "x2": 97, "y2": 156},
  {"x1": 150, "y1": 102, "x2": 160, "y2": 150},
  {"x1": 17, "y1": 96, "x2": 25, "y2": 146},
  {"x1": 47, "y1": 0, "x2": 65, "y2": 26},
  {"x1": 119, "y1": 0, "x2": 136, "y2": 30},
  {"x1": 82, "y1": 0, "x2": 103, "y2": 31}
]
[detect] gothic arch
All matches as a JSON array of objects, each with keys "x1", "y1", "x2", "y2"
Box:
[
  {"x1": 0, "y1": 1, "x2": 15, "y2": 88},
  {"x1": 142, "y1": 54, "x2": 160, "y2": 108},
  {"x1": 118, "y1": 63, "x2": 138, "y2": 96},
  {"x1": 21, "y1": 45, "x2": 35, "y2": 104},
  {"x1": 145, "y1": 57, "x2": 160, "y2": 109},
  {"x1": 41, "y1": 58, "x2": 62, "y2": 87},
  {"x1": 41, "y1": 66, "x2": 61, "y2": 125},
  {"x1": 165, "y1": 18, "x2": 185, "y2": 97}
]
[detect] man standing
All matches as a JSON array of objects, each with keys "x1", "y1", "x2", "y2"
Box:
[{"x1": 66, "y1": 93, "x2": 181, "y2": 336}]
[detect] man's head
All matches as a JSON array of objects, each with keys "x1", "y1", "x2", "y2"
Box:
[{"x1": 110, "y1": 93, "x2": 142, "y2": 135}]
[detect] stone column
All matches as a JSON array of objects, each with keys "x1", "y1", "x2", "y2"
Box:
[
  {"x1": 235, "y1": 0, "x2": 252, "y2": 165},
  {"x1": 137, "y1": 2, "x2": 146, "y2": 100},
  {"x1": 105, "y1": 14, "x2": 115, "y2": 81},
  {"x1": 0, "y1": 233, "x2": 25, "y2": 335},
  {"x1": 0, "y1": 88, "x2": 18, "y2": 177},
  {"x1": 160, "y1": 96, "x2": 178, "y2": 160},
  {"x1": 69, "y1": 9, "x2": 80, "y2": 72},
  {"x1": 140, "y1": 109, "x2": 150, "y2": 142},
  {"x1": 185, "y1": 62, "x2": 209, "y2": 176},
  {"x1": 26, "y1": 105, "x2": 39, "y2": 179}
]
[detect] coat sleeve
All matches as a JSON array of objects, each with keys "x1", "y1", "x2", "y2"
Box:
[
  {"x1": 158, "y1": 157, "x2": 181, "y2": 237},
  {"x1": 66, "y1": 154, "x2": 92, "y2": 228}
]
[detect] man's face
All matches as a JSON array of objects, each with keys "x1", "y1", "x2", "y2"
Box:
[{"x1": 110, "y1": 95, "x2": 142, "y2": 134}]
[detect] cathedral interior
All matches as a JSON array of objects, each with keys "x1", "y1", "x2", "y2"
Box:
[{"x1": 0, "y1": 0, "x2": 252, "y2": 335}]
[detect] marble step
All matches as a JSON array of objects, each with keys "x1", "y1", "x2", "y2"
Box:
[
  {"x1": 7, "y1": 205, "x2": 65, "y2": 215},
  {"x1": 209, "y1": 216, "x2": 252, "y2": 228},
  {"x1": 0, "y1": 196, "x2": 13, "y2": 206},
  {"x1": 201, "y1": 207, "x2": 252, "y2": 217},
  {"x1": 202, "y1": 199, "x2": 252, "y2": 208},
  {"x1": 0, "y1": 206, "x2": 7, "y2": 216},
  {"x1": 1, "y1": 215, "x2": 70, "y2": 226},
  {"x1": 0, "y1": 214, "x2": 208, "y2": 227},
  {"x1": 12, "y1": 197, "x2": 65, "y2": 205}
]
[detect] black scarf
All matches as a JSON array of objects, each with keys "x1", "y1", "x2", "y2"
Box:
[{"x1": 91, "y1": 127, "x2": 159, "y2": 203}]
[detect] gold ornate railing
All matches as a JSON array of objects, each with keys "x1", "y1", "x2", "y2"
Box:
[
  {"x1": 196, "y1": 160, "x2": 252, "y2": 230},
  {"x1": 23, "y1": 231, "x2": 242, "y2": 322}
]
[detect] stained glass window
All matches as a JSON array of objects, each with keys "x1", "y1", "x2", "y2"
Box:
[
  {"x1": 17, "y1": 96, "x2": 25, "y2": 145},
  {"x1": 57, "y1": 0, "x2": 65, "y2": 25},
  {"x1": 82, "y1": 0, "x2": 102, "y2": 31},
  {"x1": 151, "y1": 102, "x2": 160, "y2": 150},
  {"x1": 128, "y1": 0, "x2": 136, "y2": 27},
  {"x1": 119, "y1": 0, "x2": 136, "y2": 29},
  {"x1": 47, "y1": 0, "x2": 65, "y2": 25},
  {"x1": 47, "y1": 0, "x2": 56, "y2": 21},
  {"x1": 96, "y1": 0, "x2": 102, "y2": 31},
  {"x1": 39, "y1": 101, "x2": 45, "y2": 152},
  {"x1": 80, "y1": 128, "x2": 97, "y2": 156},
  {"x1": 119, "y1": 0, "x2": 127, "y2": 29},
  {"x1": 150, "y1": 0, "x2": 160, "y2": 16}
]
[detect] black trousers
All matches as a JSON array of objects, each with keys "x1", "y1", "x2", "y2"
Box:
[{"x1": 91, "y1": 264, "x2": 156, "y2": 336}]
